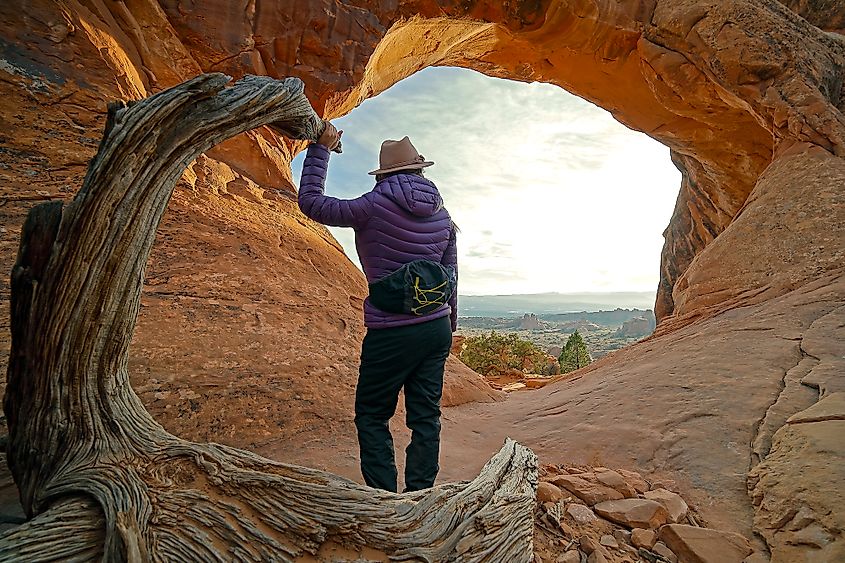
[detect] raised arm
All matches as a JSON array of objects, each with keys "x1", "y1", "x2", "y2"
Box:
[
  {"x1": 442, "y1": 223, "x2": 458, "y2": 332},
  {"x1": 298, "y1": 143, "x2": 371, "y2": 228}
]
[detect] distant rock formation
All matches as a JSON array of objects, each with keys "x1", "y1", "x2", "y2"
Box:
[
  {"x1": 518, "y1": 313, "x2": 541, "y2": 330},
  {"x1": 614, "y1": 316, "x2": 656, "y2": 338}
]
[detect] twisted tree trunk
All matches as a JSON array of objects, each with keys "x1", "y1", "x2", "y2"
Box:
[{"x1": 0, "y1": 74, "x2": 537, "y2": 561}]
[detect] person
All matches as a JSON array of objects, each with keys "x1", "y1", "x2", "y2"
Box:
[{"x1": 298, "y1": 122, "x2": 457, "y2": 493}]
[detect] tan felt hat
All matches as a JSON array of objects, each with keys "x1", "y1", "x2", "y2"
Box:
[{"x1": 368, "y1": 136, "x2": 435, "y2": 175}]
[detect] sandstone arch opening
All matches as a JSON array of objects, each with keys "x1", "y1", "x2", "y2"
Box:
[{"x1": 293, "y1": 64, "x2": 681, "y2": 369}]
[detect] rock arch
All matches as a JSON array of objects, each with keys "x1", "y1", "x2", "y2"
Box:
[{"x1": 154, "y1": 0, "x2": 844, "y2": 327}]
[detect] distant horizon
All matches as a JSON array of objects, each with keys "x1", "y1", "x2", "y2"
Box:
[
  {"x1": 457, "y1": 290, "x2": 655, "y2": 298},
  {"x1": 457, "y1": 291, "x2": 655, "y2": 317}
]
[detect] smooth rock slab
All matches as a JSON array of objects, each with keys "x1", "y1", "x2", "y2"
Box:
[
  {"x1": 644, "y1": 488, "x2": 689, "y2": 523},
  {"x1": 659, "y1": 524, "x2": 753, "y2": 563},
  {"x1": 594, "y1": 499, "x2": 669, "y2": 529}
]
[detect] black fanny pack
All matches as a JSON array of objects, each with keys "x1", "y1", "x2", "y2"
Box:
[{"x1": 369, "y1": 259, "x2": 456, "y2": 316}]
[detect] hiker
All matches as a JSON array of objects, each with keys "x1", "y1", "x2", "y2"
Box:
[{"x1": 298, "y1": 123, "x2": 457, "y2": 493}]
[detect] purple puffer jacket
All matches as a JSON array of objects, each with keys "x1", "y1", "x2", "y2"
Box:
[{"x1": 299, "y1": 143, "x2": 458, "y2": 331}]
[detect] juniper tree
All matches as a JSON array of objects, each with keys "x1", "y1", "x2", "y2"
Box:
[{"x1": 559, "y1": 330, "x2": 592, "y2": 373}]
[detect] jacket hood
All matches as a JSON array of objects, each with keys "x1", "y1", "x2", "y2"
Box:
[{"x1": 376, "y1": 174, "x2": 443, "y2": 217}]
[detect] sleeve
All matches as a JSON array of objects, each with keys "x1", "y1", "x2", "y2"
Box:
[
  {"x1": 441, "y1": 223, "x2": 458, "y2": 332},
  {"x1": 298, "y1": 143, "x2": 371, "y2": 228}
]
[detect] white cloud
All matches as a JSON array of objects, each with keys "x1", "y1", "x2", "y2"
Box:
[{"x1": 293, "y1": 67, "x2": 681, "y2": 296}]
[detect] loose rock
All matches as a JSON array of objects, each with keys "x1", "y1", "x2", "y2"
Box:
[
  {"x1": 552, "y1": 475, "x2": 624, "y2": 505},
  {"x1": 579, "y1": 536, "x2": 599, "y2": 554},
  {"x1": 556, "y1": 550, "x2": 581, "y2": 563},
  {"x1": 617, "y1": 469, "x2": 649, "y2": 494},
  {"x1": 631, "y1": 528, "x2": 657, "y2": 549},
  {"x1": 595, "y1": 469, "x2": 637, "y2": 498},
  {"x1": 652, "y1": 541, "x2": 678, "y2": 562},
  {"x1": 567, "y1": 503, "x2": 598, "y2": 524},
  {"x1": 644, "y1": 488, "x2": 689, "y2": 523},
  {"x1": 593, "y1": 499, "x2": 670, "y2": 529},
  {"x1": 599, "y1": 534, "x2": 618, "y2": 549},
  {"x1": 659, "y1": 524, "x2": 753, "y2": 563},
  {"x1": 538, "y1": 481, "x2": 565, "y2": 503},
  {"x1": 613, "y1": 528, "x2": 631, "y2": 544}
]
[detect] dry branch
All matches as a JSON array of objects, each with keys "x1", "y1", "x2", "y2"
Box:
[{"x1": 1, "y1": 74, "x2": 537, "y2": 561}]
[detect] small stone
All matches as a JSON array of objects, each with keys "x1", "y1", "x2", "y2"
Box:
[
  {"x1": 631, "y1": 528, "x2": 657, "y2": 549},
  {"x1": 659, "y1": 524, "x2": 753, "y2": 563},
  {"x1": 644, "y1": 488, "x2": 688, "y2": 523},
  {"x1": 587, "y1": 551, "x2": 608, "y2": 563},
  {"x1": 593, "y1": 499, "x2": 670, "y2": 529},
  {"x1": 613, "y1": 528, "x2": 631, "y2": 544},
  {"x1": 552, "y1": 475, "x2": 624, "y2": 505},
  {"x1": 599, "y1": 534, "x2": 618, "y2": 548},
  {"x1": 567, "y1": 503, "x2": 598, "y2": 524},
  {"x1": 580, "y1": 536, "x2": 599, "y2": 554},
  {"x1": 556, "y1": 550, "x2": 581, "y2": 563},
  {"x1": 652, "y1": 541, "x2": 678, "y2": 563},
  {"x1": 559, "y1": 520, "x2": 577, "y2": 538},
  {"x1": 595, "y1": 469, "x2": 638, "y2": 498},
  {"x1": 537, "y1": 481, "x2": 565, "y2": 503}
]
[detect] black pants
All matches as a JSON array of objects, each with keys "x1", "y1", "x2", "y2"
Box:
[{"x1": 355, "y1": 315, "x2": 452, "y2": 492}]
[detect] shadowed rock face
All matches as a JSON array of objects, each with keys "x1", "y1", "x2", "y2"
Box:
[{"x1": 0, "y1": 0, "x2": 843, "y2": 559}]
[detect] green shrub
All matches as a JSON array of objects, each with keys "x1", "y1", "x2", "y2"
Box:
[{"x1": 460, "y1": 331, "x2": 550, "y2": 376}]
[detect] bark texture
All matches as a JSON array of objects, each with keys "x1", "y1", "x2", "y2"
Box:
[{"x1": 0, "y1": 74, "x2": 537, "y2": 561}]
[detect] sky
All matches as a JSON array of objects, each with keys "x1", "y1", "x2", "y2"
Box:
[{"x1": 292, "y1": 67, "x2": 681, "y2": 296}]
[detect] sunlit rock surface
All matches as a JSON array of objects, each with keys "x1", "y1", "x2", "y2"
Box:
[{"x1": 0, "y1": 1, "x2": 843, "y2": 559}]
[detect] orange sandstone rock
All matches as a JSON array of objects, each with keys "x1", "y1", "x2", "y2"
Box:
[
  {"x1": 551, "y1": 475, "x2": 625, "y2": 506},
  {"x1": 593, "y1": 499, "x2": 670, "y2": 530},
  {"x1": 659, "y1": 524, "x2": 753, "y2": 563}
]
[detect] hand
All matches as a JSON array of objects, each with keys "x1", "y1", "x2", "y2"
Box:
[{"x1": 317, "y1": 121, "x2": 342, "y2": 150}]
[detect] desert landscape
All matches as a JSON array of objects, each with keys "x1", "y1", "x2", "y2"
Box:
[
  {"x1": 458, "y1": 308, "x2": 657, "y2": 361},
  {"x1": 0, "y1": 1, "x2": 843, "y2": 562}
]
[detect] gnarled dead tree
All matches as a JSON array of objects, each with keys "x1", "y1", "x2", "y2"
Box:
[{"x1": 0, "y1": 74, "x2": 537, "y2": 561}]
